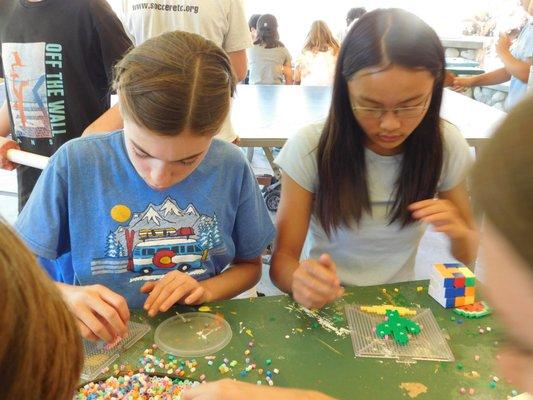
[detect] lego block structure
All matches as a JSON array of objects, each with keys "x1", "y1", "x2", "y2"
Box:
[{"x1": 428, "y1": 263, "x2": 475, "y2": 308}]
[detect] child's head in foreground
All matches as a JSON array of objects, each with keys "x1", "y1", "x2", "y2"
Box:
[
  {"x1": 0, "y1": 220, "x2": 83, "y2": 399},
  {"x1": 472, "y1": 96, "x2": 533, "y2": 393}
]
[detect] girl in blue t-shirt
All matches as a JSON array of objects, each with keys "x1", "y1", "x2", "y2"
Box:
[
  {"x1": 15, "y1": 31, "x2": 274, "y2": 344},
  {"x1": 270, "y1": 9, "x2": 478, "y2": 310}
]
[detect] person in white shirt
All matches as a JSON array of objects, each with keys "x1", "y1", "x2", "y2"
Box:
[
  {"x1": 272, "y1": 9, "x2": 478, "y2": 310},
  {"x1": 294, "y1": 20, "x2": 340, "y2": 86},
  {"x1": 85, "y1": 0, "x2": 252, "y2": 142}
]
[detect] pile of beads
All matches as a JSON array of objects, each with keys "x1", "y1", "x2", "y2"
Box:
[{"x1": 75, "y1": 373, "x2": 199, "y2": 399}]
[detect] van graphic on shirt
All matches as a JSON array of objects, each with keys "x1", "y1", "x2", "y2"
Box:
[
  {"x1": 90, "y1": 197, "x2": 224, "y2": 281},
  {"x1": 132, "y1": 236, "x2": 208, "y2": 275}
]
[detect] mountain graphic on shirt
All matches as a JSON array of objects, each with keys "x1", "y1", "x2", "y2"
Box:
[{"x1": 90, "y1": 196, "x2": 225, "y2": 276}]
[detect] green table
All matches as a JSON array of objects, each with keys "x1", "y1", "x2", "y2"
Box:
[{"x1": 93, "y1": 281, "x2": 518, "y2": 399}]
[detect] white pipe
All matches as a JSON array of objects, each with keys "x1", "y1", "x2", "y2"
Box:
[{"x1": 6, "y1": 149, "x2": 49, "y2": 170}]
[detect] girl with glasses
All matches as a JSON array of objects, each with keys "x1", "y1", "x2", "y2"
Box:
[{"x1": 269, "y1": 8, "x2": 478, "y2": 309}]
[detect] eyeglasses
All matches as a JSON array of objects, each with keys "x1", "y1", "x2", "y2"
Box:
[{"x1": 351, "y1": 94, "x2": 432, "y2": 120}]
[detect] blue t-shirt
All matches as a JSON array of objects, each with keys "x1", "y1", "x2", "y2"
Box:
[
  {"x1": 16, "y1": 131, "x2": 275, "y2": 308},
  {"x1": 507, "y1": 21, "x2": 533, "y2": 109}
]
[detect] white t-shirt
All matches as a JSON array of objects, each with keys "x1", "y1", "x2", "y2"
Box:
[
  {"x1": 111, "y1": 0, "x2": 252, "y2": 142},
  {"x1": 296, "y1": 49, "x2": 337, "y2": 86},
  {"x1": 274, "y1": 119, "x2": 473, "y2": 286}
]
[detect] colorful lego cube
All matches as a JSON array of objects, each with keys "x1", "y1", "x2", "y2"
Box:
[{"x1": 429, "y1": 263, "x2": 476, "y2": 308}]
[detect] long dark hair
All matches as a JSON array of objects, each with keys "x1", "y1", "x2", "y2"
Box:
[
  {"x1": 254, "y1": 14, "x2": 284, "y2": 49},
  {"x1": 316, "y1": 8, "x2": 445, "y2": 236}
]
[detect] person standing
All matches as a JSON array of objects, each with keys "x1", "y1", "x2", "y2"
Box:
[
  {"x1": 86, "y1": 0, "x2": 252, "y2": 142},
  {"x1": 0, "y1": 0, "x2": 132, "y2": 211},
  {"x1": 247, "y1": 14, "x2": 293, "y2": 85},
  {"x1": 453, "y1": 0, "x2": 533, "y2": 110}
]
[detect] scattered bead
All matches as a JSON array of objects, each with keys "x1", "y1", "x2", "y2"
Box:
[
  {"x1": 459, "y1": 387, "x2": 466, "y2": 395},
  {"x1": 468, "y1": 388, "x2": 475, "y2": 395},
  {"x1": 493, "y1": 376, "x2": 500, "y2": 382},
  {"x1": 474, "y1": 355, "x2": 480, "y2": 361},
  {"x1": 218, "y1": 363, "x2": 230, "y2": 374},
  {"x1": 456, "y1": 363, "x2": 464, "y2": 370},
  {"x1": 265, "y1": 359, "x2": 272, "y2": 366}
]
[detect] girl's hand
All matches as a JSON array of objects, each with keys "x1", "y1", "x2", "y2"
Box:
[
  {"x1": 0, "y1": 137, "x2": 20, "y2": 170},
  {"x1": 451, "y1": 76, "x2": 476, "y2": 91},
  {"x1": 291, "y1": 254, "x2": 344, "y2": 309},
  {"x1": 409, "y1": 199, "x2": 470, "y2": 240},
  {"x1": 182, "y1": 380, "x2": 260, "y2": 400},
  {"x1": 182, "y1": 379, "x2": 334, "y2": 400},
  {"x1": 496, "y1": 34, "x2": 512, "y2": 58},
  {"x1": 141, "y1": 270, "x2": 210, "y2": 316},
  {"x1": 58, "y1": 283, "x2": 130, "y2": 343}
]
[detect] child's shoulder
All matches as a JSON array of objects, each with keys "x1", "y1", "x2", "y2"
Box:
[
  {"x1": 440, "y1": 119, "x2": 468, "y2": 151},
  {"x1": 209, "y1": 138, "x2": 249, "y2": 165},
  {"x1": 58, "y1": 131, "x2": 124, "y2": 160},
  {"x1": 280, "y1": 119, "x2": 325, "y2": 158},
  {"x1": 293, "y1": 119, "x2": 325, "y2": 145},
  {"x1": 63, "y1": 130, "x2": 122, "y2": 149}
]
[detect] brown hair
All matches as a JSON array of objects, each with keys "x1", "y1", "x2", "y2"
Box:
[
  {"x1": 472, "y1": 96, "x2": 533, "y2": 269},
  {"x1": 0, "y1": 221, "x2": 83, "y2": 400},
  {"x1": 114, "y1": 31, "x2": 236, "y2": 136},
  {"x1": 303, "y1": 20, "x2": 340, "y2": 55},
  {"x1": 254, "y1": 14, "x2": 285, "y2": 49},
  {"x1": 317, "y1": 9, "x2": 445, "y2": 236}
]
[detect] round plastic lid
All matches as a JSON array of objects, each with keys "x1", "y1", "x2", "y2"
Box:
[{"x1": 154, "y1": 312, "x2": 232, "y2": 357}]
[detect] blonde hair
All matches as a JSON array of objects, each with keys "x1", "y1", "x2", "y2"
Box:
[
  {"x1": 472, "y1": 96, "x2": 533, "y2": 269},
  {"x1": 114, "y1": 31, "x2": 236, "y2": 136},
  {"x1": 303, "y1": 20, "x2": 340, "y2": 55},
  {"x1": 0, "y1": 221, "x2": 83, "y2": 400}
]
